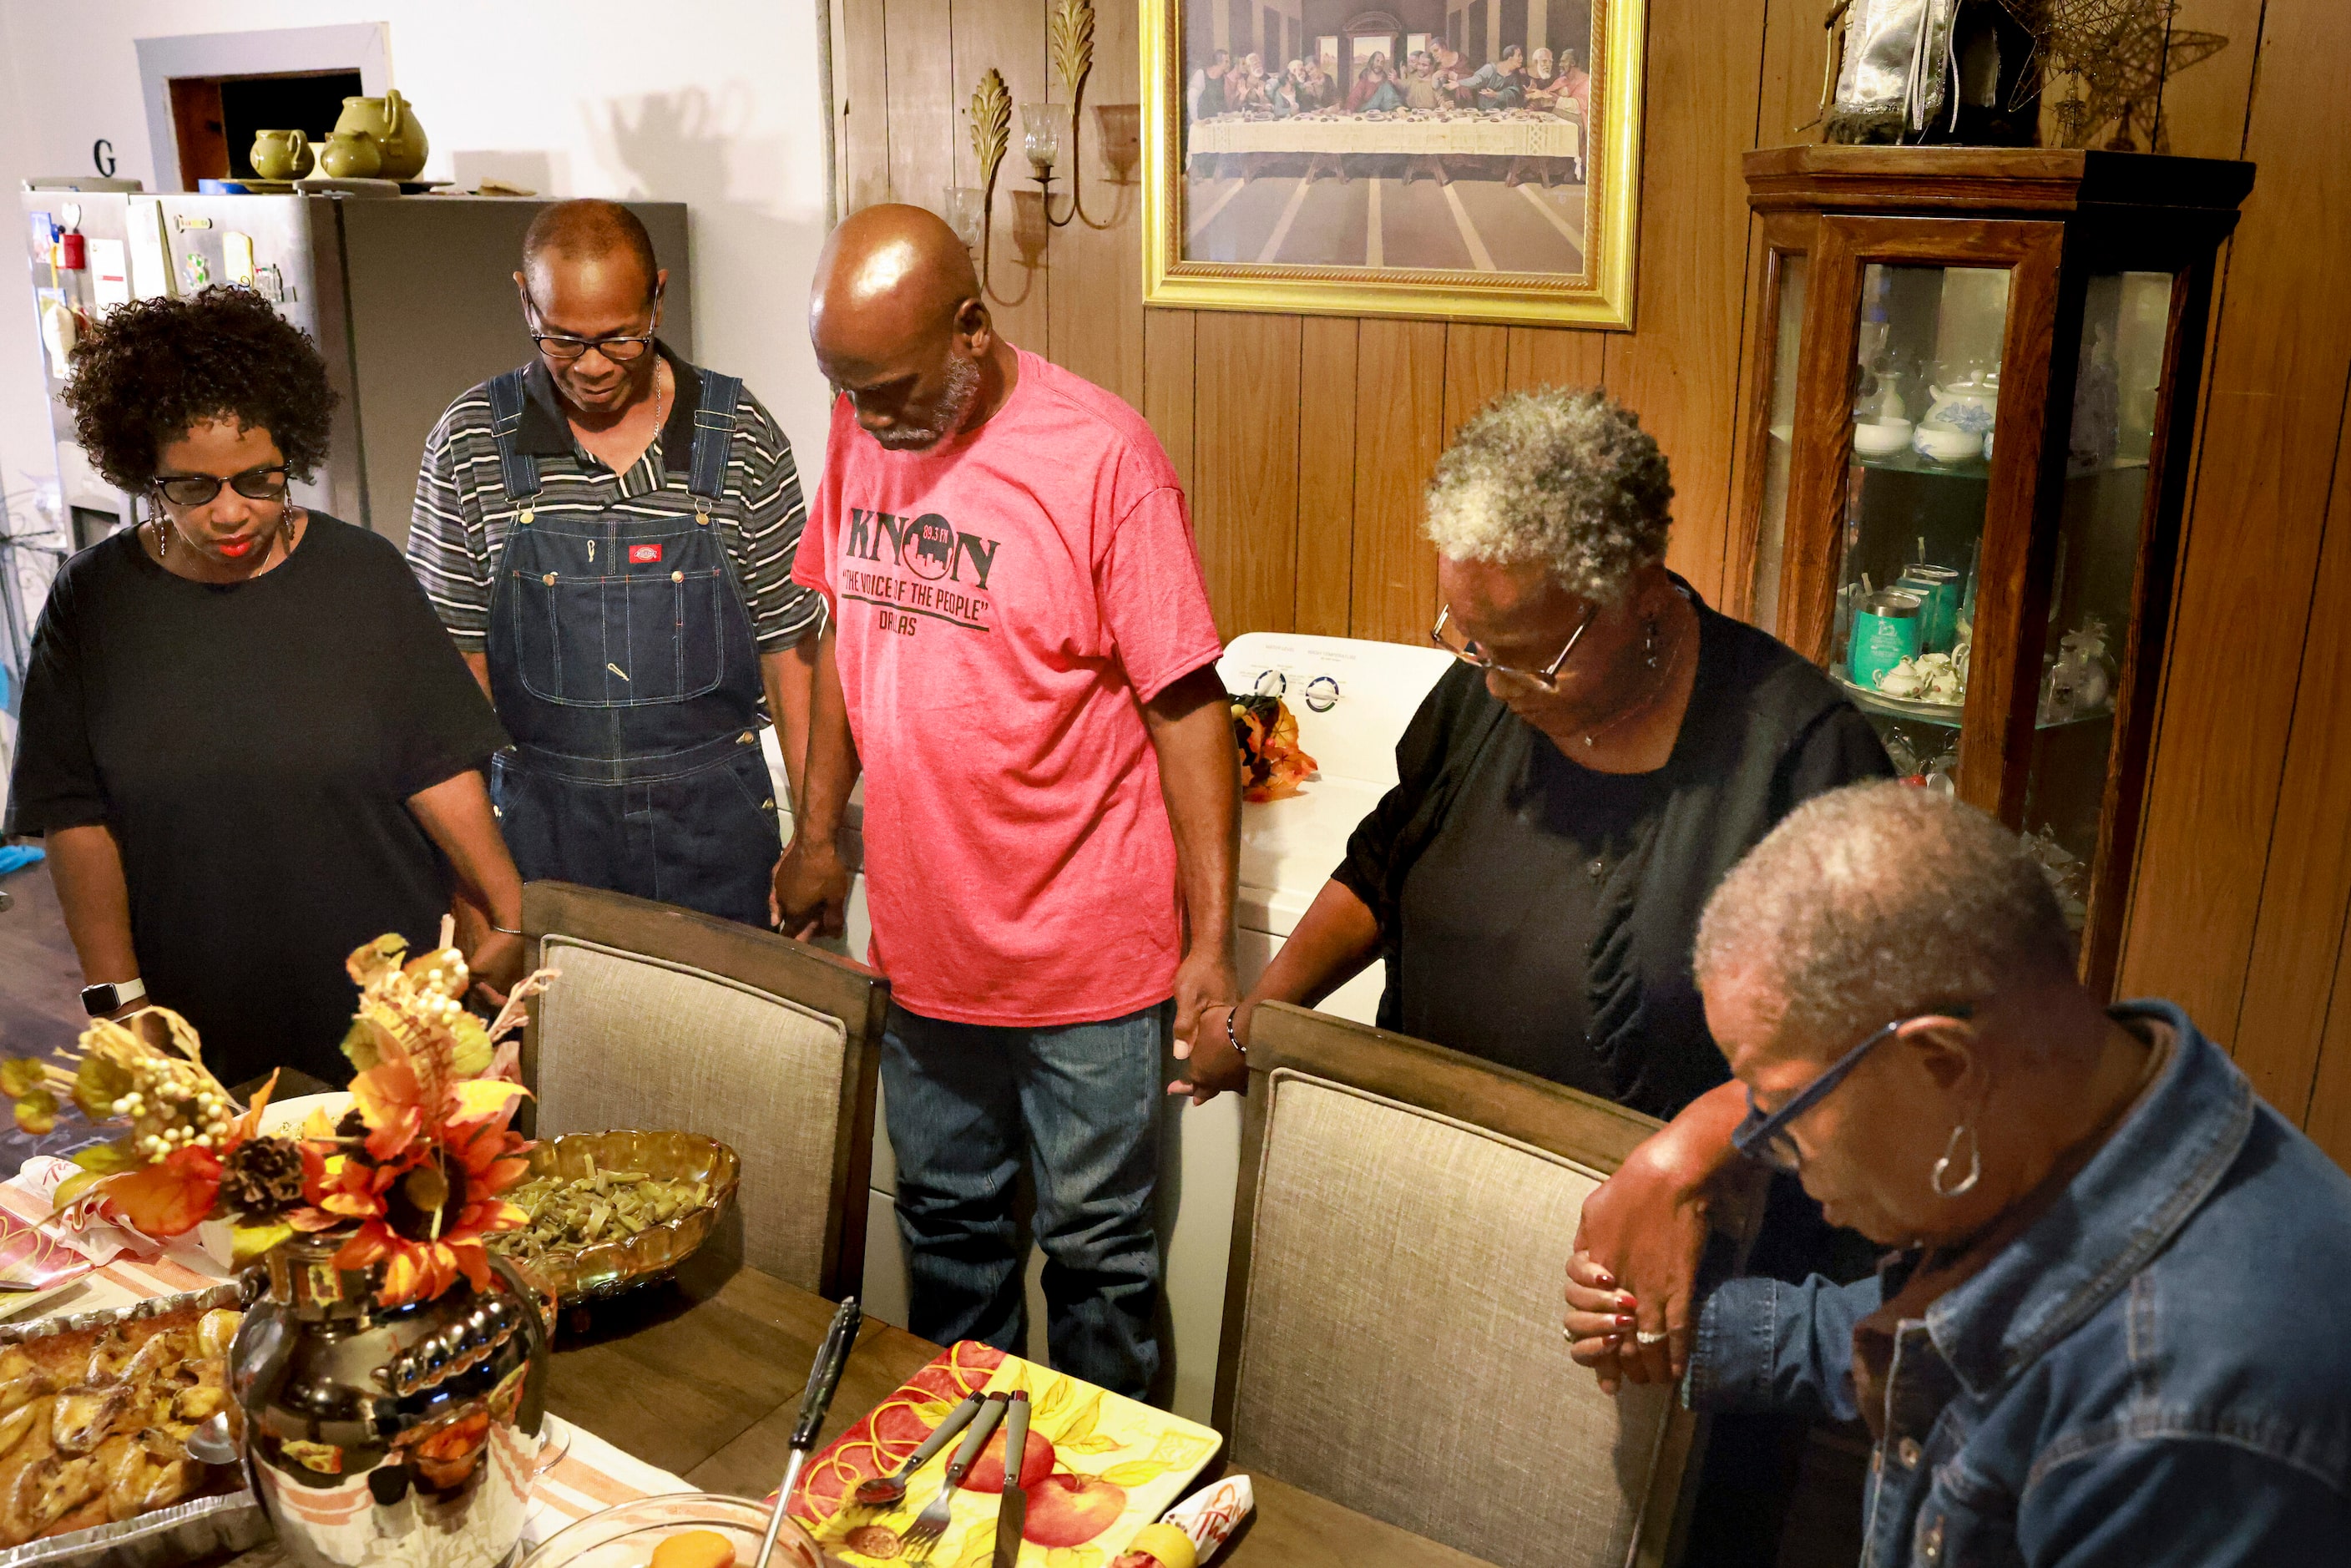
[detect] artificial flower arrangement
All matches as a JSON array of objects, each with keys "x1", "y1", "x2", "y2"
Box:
[
  {"x1": 2, "y1": 924, "x2": 554, "y2": 1306},
  {"x1": 1229, "y1": 692, "x2": 1317, "y2": 803}
]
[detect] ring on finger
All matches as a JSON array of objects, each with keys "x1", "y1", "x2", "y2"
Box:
[{"x1": 1636, "y1": 1330, "x2": 1669, "y2": 1346}]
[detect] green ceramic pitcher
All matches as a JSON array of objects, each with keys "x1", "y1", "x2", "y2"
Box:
[
  {"x1": 318, "y1": 129, "x2": 382, "y2": 180},
  {"x1": 250, "y1": 129, "x2": 312, "y2": 180},
  {"x1": 333, "y1": 89, "x2": 428, "y2": 181}
]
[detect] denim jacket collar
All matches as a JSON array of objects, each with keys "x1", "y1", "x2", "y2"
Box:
[{"x1": 1920, "y1": 1000, "x2": 2257, "y2": 1399}]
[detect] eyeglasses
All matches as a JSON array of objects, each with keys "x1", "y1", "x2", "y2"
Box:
[
  {"x1": 530, "y1": 326, "x2": 657, "y2": 362},
  {"x1": 523, "y1": 289, "x2": 659, "y2": 363},
  {"x1": 1730, "y1": 1005, "x2": 1975, "y2": 1174},
  {"x1": 154, "y1": 465, "x2": 288, "y2": 508},
  {"x1": 1429, "y1": 602, "x2": 1595, "y2": 690}
]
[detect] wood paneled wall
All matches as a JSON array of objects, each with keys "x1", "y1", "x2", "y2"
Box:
[{"x1": 830, "y1": 0, "x2": 2351, "y2": 1164}]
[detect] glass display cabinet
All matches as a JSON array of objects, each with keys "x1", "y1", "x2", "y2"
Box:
[{"x1": 1729, "y1": 147, "x2": 2253, "y2": 992}]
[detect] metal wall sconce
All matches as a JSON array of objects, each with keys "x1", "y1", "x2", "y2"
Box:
[
  {"x1": 1024, "y1": 0, "x2": 1110, "y2": 230},
  {"x1": 954, "y1": 0, "x2": 1110, "y2": 286},
  {"x1": 949, "y1": 68, "x2": 1011, "y2": 276}
]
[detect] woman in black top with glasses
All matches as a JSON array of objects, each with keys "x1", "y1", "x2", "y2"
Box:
[
  {"x1": 3, "y1": 288, "x2": 523, "y2": 1089},
  {"x1": 1168, "y1": 388, "x2": 1893, "y2": 1567}
]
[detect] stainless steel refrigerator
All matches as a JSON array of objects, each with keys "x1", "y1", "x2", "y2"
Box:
[{"x1": 18, "y1": 190, "x2": 691, "y2": 551}]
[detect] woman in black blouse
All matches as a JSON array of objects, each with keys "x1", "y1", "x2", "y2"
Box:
[
  {"x1": 3, "y1": 288, "x2": 523, "y2": 1089},
  {"x1": 1169, "y1": 387, "x2": 1891, "y2": 1563},
  {"x1": 1172, "y1": 387, "x2": 1890, "y2": 1111}
]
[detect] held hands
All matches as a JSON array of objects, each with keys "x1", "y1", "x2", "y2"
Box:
[
  {"x1": 1562, "y1": 1122, "x2": 1722, "y2": 1393},
  {"x1": 1169, "y1": 1001, "x2": 1251, "y2": 1105},
  {"x1": 468, "y1": 929, "x2": 526, "y2": 1009},
  {"x1": 1166, "y1": 949, "x2": 1244, "y2": 1105},
  {"x1": 772, "y1": 834, "x2": 851, "y2": 941},
  {"x1": 1562, "y1": 1252, "x2": 1641, "y2": 1397}
]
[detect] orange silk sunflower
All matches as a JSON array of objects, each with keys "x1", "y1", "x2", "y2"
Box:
[{"x1": 291, "y1": 925, "x2": 554, "y2": 1305}]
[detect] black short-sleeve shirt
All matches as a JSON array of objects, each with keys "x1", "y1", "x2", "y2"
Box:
[
  {"x1": 4, "y1": 517, "x2": 511, "y2": 1085},
  {"x1": 1335, "y1": 590, "x2": 1895, "y2": 1118}
]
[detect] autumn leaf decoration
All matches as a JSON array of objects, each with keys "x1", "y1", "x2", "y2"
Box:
[
  {"x1": 1231, "y1": 693, "x2": 1318, "y2": 803},
  {"x1": 284, "y1": 924, "x2": 558, "y2": 1305},
  {"x1": 0, "y1": 920, "x2": 559, "y2": 1304}
]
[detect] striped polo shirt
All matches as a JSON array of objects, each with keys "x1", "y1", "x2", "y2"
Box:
[{"x1": 407, "y1": 342, "x2": 824, "y2": 651}]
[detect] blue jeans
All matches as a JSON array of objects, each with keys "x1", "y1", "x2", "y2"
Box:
[{"x1": 880, "y1": 999, "x2": 1169, "y2": 1398}]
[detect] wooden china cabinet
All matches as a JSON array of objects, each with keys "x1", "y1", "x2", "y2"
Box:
[{"x1": 1727, "y1": 147, "x2": 2252, "y2": 994}]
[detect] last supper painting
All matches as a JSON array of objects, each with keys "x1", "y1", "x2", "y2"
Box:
[{"x1": 1145, "y1": 0, "x2": 1646, "y2": 326}]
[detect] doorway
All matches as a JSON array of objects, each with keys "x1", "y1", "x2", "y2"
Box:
[
  {"x1": 135, "y1": 23, "x2": 388, "y2": 190},
  {"x1": 169, "y1": 69, "x2": 364, "y2": 185}
]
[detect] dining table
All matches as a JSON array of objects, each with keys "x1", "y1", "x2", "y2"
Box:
[{"x1": 544, "y1": 1244, "x2": 1490, "y2": 1568}]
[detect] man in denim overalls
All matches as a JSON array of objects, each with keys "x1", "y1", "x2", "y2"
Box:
[{"x1": 408, "y1": 202, "x2": 823, "y2": 927}]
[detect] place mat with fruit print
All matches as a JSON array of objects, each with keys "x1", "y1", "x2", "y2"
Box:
[{"x1": 786, "y1": 1341, "x2": 1221, "y2": 1567}]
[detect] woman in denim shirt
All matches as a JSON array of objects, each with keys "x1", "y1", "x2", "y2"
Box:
[{"x1": 1567, "y1": 783, "x2": 2351, "y2": 1565}]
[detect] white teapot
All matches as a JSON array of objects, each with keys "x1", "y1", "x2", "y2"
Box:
[{"x1": 1924, "y1": 374, "x2": 2000, "y2": 437}]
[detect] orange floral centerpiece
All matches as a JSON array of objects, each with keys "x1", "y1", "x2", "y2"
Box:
[{"x1": 3, "y1": 923, "x2": 554, "y2": 1306}]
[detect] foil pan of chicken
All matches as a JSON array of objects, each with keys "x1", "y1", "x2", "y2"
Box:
[{"x1": 0, "y1": 1284, "x2": 269, "y2": 1568}]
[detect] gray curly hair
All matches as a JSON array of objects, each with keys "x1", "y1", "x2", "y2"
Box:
[
  {"x1": 1423, "y1": 387, "x2": 1674, "y2": 604},
  {"x1": 1692, "y1": 783, "x2": 2075, "y2": 1059}
]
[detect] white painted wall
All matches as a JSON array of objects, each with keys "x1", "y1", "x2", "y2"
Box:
[
  {"x1": 0, "y1": 1, "x2": 48, "y2": 536},
  {"x1": 0, "y1": 0, "x2": 837, "y2": 539}
]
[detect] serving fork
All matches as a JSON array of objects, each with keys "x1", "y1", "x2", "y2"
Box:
[{"x1": 902, "y1": 1390, "x2": 1007, "y2": 1560}]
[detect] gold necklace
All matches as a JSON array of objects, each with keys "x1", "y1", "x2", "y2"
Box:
[{"x1": 1580, "y1": 604, "x2": 1688, "y2": 751}]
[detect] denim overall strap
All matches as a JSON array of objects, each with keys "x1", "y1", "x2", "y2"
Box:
[
  {"x1": 484, "y1": 367, "x2": 541, "y2": 502},
  {"x1": 481, "y1": 369, "x2": 776, "y2": 927},
  {"x1": 688, "y1": 370, "x2": 741, "y2": 501}
]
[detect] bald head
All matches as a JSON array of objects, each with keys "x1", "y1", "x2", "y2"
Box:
[
  {"x1": 811, "y1": 204, "x2": 1007, "y2": 451},
  {"x1": 811, "y1": 205, "x2": 979, "y2": 359},
  {"x1": 522, "y1": 200, "x2": 660, "y2": 302}
]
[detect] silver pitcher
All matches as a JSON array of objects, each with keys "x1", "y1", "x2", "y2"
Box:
[{"x1": 229, "y1": 1235, "x2": 553, "y2": 1568}]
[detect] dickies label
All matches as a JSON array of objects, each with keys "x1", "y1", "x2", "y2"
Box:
[{"x1": 628, "y1": 543, "x2": 663, "y2": 564}]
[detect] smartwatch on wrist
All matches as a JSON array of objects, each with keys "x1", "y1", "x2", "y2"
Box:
[{"x1": 80, "y1": 977, "x2": 146, "y2": 1017}]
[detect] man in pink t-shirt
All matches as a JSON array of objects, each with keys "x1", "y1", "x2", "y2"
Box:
[{"x1": 777, "y1": 206, "x2": 1239, "y2": 1396}]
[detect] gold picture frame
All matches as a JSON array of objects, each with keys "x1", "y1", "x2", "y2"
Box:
[{"x1": 1143, "y1": 1, "x2": 1647, "y2": 328}]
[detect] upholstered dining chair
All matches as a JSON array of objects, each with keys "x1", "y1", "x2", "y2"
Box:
[
  {"x1": 1213, "y1": 1003, "x2": 1763, "y2": 1568},
  {"x1": 518, "y1": 881, "x2": 887, "y2": 1301}
]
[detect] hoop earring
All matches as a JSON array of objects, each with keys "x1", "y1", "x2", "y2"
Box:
[{"x1": 1930, "y1": 1122, "x2": 1981, "y2": 1197}]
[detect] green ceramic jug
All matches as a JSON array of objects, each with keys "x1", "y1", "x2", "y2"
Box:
[
  {"x1": 334, "y1": 89, "x2": 428, "y2": 181},
  {"x1": 318, "y1": 129, "x2": 382, "y2": 180},
  {"x1": 250, "y1": 129, "x2": 312, "y2": 180}
]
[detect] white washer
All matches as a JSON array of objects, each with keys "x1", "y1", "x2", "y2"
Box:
[
  {"x1": 770, "y1": 635, "x2": 1454, "y2": 1421},
  {"x1": 1157, "y1": 634, "x2": 1454, "y2": 1419}
]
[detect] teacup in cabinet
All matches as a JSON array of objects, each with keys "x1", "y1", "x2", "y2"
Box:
[{"x1": 250, "y1": 129, "x2": 313, "y2": 180}]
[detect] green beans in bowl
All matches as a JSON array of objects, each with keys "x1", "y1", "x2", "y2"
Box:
[{"x1": 488, "y1": 1130, "x2": 740, "y2": 1304}]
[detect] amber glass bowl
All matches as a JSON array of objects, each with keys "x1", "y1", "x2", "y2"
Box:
[{"x1": 494, "y1": 1130, "x2": 741, "y2": 1305}]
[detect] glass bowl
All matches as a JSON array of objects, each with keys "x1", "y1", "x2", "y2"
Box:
[
  {"x1": 518, "y1": 1492, "x2": 823, "y2": 1568},
  {"x1": 489, "y1": 1130, "x2": 741, "y2": 1305}
]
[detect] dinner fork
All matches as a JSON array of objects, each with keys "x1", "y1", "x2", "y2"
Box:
[{"x1": 902, "y1": 1391, "x2": 1007, "y2": 1560}]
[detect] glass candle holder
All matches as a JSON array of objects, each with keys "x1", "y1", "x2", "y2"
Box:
[
  {"x1": 942, "y1": 185, "x2": 986, "y2": 250},
  {"x1": 1020, "y1": 102, "x2": 1069, "y2": 179}
]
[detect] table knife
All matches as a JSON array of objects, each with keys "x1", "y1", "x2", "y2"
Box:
[
  {"x1": 756, "y1": 1294, "x2": 862, "y2": 1568},
  {"x1": 993, "y1": 1388, "x2": 1030, "y2": 1568}
]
